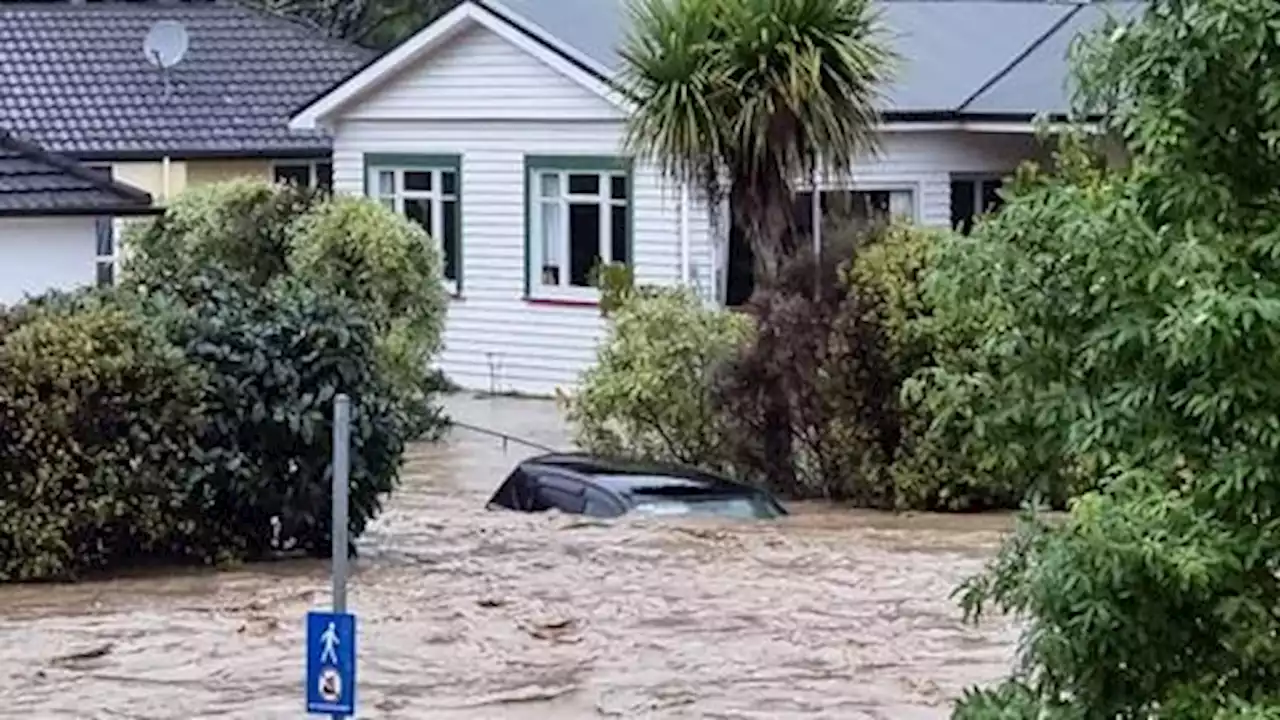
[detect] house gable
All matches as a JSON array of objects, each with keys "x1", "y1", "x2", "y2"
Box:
[
  {"x1": 291, "y1": 2, "x2": 626, "y2": 130},
  {"x1": 347, "y1": 22, "x2": 625, "y2": 122}
]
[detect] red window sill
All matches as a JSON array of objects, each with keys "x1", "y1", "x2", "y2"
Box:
[{"x1": 524, "y1": 296, "x2": 599, "y2": 308}]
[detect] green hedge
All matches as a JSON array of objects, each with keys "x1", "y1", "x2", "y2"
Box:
[
  {"x1": 0, "y1": 180, "x2": 447, "y2": 582},
  {"x1": 0, "y1": 293, "x2": 208, "y2": 581}
]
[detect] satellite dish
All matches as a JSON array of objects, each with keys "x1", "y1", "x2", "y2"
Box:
[{"x1": 142, "y1": 20, "x2": 189, "y2": 69}]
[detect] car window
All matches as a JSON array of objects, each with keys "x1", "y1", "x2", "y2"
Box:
[
  {"x1": 582, "y1": 487, "x2": 622, "y2": 518},
  {"x1": 534, "y1": 476, "x2": 585, "y2": 514}
]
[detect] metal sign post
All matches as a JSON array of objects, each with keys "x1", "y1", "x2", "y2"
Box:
[
  {"x1": 332, "y1": 394, "x2": 350, "y2": 613},
  {"x1": 306, "y1": 394, "x2": 357, "y2": 719}
]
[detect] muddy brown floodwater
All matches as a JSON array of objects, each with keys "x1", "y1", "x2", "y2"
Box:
[{"x1": 0, "y1": 395, "x2": 1019, "y2": 719}]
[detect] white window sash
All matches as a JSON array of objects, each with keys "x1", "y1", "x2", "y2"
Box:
[
  {"x1": 528, "y1": 169, "x2": 628, "y2": 300},
  {"x1": 366, "y1": 167, "x2": 459, "y2": 295}
]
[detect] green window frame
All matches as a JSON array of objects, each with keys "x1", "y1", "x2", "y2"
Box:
[
  {"x1": 524, "y1": 155, "x2": 633, "y2": 301},
  {"x1": 363, "y1": 153, "x2": 463, "y2": 294}
]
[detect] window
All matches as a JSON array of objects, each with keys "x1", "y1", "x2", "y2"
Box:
[
  {"x1": 86, "y1": 164, "x2": 117, "y2": 286},
  {"x1": 526, "y1": 156, "x2": 631, "y2": 301},
  {"x1": 365, "y1": 155, "x2": 462, "y2": 294},
  {"x1": 532, "y1": 476, "x2": 586, "y2": 514},
  {"x1": 273, "y1": 160, "x2": 333, "y2": 192},
  {"x1": 951, "y1": 176, "x2": 1005, "y2": 234},
  {"x1": 792, "y1": 188, "x2": 915, "y2": 236},
  {"x1": 724, "y1": 187, "x2": 914, "y2": 306},
  {"x1": 583, "y1": 487, "x2": 624, "y2": 518}
]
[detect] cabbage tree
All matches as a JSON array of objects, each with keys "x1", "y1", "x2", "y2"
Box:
[{"x1": 620, "y1": 0, "x2": 894, "y2": 289}]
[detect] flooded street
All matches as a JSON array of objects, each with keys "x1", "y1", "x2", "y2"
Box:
[{"x1": 0, "y1": 395, "x2": 1018, "y2": 719}]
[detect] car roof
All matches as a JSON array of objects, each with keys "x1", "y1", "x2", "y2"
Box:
[{"x1": 521, "y1": 453, "x2": 761, "y2": 497}]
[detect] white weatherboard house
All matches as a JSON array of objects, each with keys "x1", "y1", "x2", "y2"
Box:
[{"x1": 291, "y1": 0, "x2": 1135, "y2": 396}]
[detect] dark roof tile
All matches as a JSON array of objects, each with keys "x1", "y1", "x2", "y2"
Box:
[
  {"x1": 0, "y1": 130, "x2": 155, "y2": 215},
  {"x1": 0, "y1": 1, "x2": 372, "y2": 157}
]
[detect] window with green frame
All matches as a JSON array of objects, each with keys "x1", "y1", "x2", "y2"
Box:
[
  {"x1": 365, "y1": 154, "x2": 462, "y2": 294},
  {"x1": 525, "y1": 156, "x2": 632, "y2": 301}
]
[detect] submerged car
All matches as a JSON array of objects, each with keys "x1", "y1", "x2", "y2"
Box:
[{"x1": 486, "y1": 453, "x2": 787, "y2": 520}]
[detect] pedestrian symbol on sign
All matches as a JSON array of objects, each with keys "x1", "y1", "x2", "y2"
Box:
[{"x1": 320, "y1": 621, "x2": 340, "y2": 664}]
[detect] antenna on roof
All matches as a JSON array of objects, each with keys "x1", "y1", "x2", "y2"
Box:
[{"x1": 142, "y1": 20, "x2": 190, "y2": 100}]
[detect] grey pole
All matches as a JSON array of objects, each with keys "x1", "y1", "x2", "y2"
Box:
[
  {"x1": 332, "y1": 394, "x2": 351, "y2": 613},
  {"x1": 330, "y1": 394, "x2": 351, "y2": 720}
]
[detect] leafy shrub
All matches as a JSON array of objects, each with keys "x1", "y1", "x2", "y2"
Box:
[
  {"x1": 562, "y1": 286, "x2": 754, "y2": 470},
  {"x1": 952, "y1": 0, "x2": 1280, "y2": 712},
  {"x1": 151, "y1": 271, "x2": 409, "y2": 560},
  {"x1": 125, "y1": 179, "x2": 323, "y2": 292},
  {"x1": 289, "y1": 196, "x2": 449, "y2": 431},
  {"x1": 715, "y1": 244, "x2": 901, "y2": 502},
  {"x1": 127, "y1": 181, "x2": 448, "y2": 437},
  {"x1": 0, "y1": 291, "x2": 208, "y2": 581},
  {"x1": 846, "y1": 220, "x2": 944, "y2": 374},
  {"x1": 289, "y1": 196, "x2": 447, "y2": 355}
]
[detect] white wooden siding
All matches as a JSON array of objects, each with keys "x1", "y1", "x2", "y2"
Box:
[
  {"x1": 323, "y1": 19, "x2": 1046, "y2": 395},
  {"x1": 347, "y1": 22, "x2": 624, "y2": 122},
  {"x1": 0, "y1": 216, "x2": 97, "y2": 306},
  {"x1": 334, "y1": 119, "x2": 713, "y2": 396}
]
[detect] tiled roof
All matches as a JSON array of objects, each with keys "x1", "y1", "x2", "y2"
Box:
[
  {"x1": 0, "y1": 1, "x2": 373, "y2": 158},
  {"x1": 479, "y1": 0, "x2": 1140, "y2": 119},
  {"x1": 0, "y1": 131, "x2": 155, "y2": 215}
]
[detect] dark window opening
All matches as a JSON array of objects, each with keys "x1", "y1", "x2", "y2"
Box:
[{"x1": 951, "y1": 177, "x2": 1005, "y2": 234}]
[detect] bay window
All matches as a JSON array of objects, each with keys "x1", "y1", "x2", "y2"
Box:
[
  {"x1": 526, "y1": 156, "x2": 631, "y2": 301},
  {"x1": 365, "y1": 154, "x2": 461, "y2": 294}
]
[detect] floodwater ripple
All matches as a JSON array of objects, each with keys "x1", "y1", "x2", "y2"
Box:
[{"x1": 0, "y1": 395, "x2": 1017, "y2": 719}]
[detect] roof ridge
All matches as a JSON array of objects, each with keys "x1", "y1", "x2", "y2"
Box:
[
  {"x1": 955, "y1": 2, "x2": 1083, "y2": 112},
  {"x1": 0, "y1": 130, "x2": 153, "y2": 205},
  {"x1": 230, "y1": 0, "x2": 379, "y2": 59},
  {"x1": 0, "y1": 1, "x2": 231, "y2": 12}
]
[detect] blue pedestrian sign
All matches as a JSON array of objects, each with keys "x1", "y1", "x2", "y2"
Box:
[{"x1": 306, "y1": 611, "x2": 357, "y2": 716}]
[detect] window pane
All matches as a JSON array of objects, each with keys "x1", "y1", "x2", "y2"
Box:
[
  {"x1": 610, "y1": 175, "x2": 628, "y2": 200},
  {"x1": 951, "y1": 180, "x2": 976, "y2": 233},
  {"x1": 95, "y1": 261, "x2": 114, "y2": 286},
  {"x1": 568, "y1": 202, "x2": 601, "y2": 287},
  {"x1": 404, "y1": 198, "x2": 432, "y2": 237},
  {"x1": 540, "y1": 201, "x2": 562, "y2": 285},
  {"x1": 538, "y1": 173, "x2": 560, "y2": 199},
  {"x1": 610, "y1": 205, "x2": 628, "y2": 265},
  {"x1": 980, "y1": 179, "x2": 1004, "y2": 213},
  {"x1": 568, "y1": 174, "x2": 600, "y2": 195},
  {"x1": 316, "y1": 162, "x2": 333, "y2": 192},
  {"x1": 274, "y1": 164, "x2": 310, "y2": 187},
  {"x1": 442, "y1": 170, "x2": 458, "y2": 196},
  {"x1": 404, "y1": 171, "x2": 432, "y2": 192},
  {"x1": 377, "y1": 171, "x2": 395, "y2": 196},
  {"x1": 888, "y1": 190, "x2": 913, "y2": 218},
  {"x1": 443, "y1": 199, "x2": 459, "y2": 282},
  {"x1": 862, "y1": 191, "x2": 891, "y2": 216},
  {"x1": 95, "y1": 217, "x2": 114, "y2": 256}
]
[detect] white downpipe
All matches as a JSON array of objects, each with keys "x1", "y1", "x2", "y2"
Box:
[
  {"x1": 679, "y1": 182, "x2": 692, "y2": 286},
  {"x1": 811, "y1": 168, "x2": 822, "y2": 260},
  {"x1": 162, "y1": 155, "x2": 172, "y2": 202}
]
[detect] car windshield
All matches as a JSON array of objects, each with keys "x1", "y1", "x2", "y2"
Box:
[{"x1": 629, "y1": 493, "x2": 783, "y2": 520}]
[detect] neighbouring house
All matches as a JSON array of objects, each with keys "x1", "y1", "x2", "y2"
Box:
[
  {"x1": 0, "y1": 131, "x2": 157, "y2": 306},
  {"x1": 289, "y1": 0, "x2": 1133, "y2": 396},
  {"x1": 0, "y1": 0, "x2": 370, "y2": 286}
]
